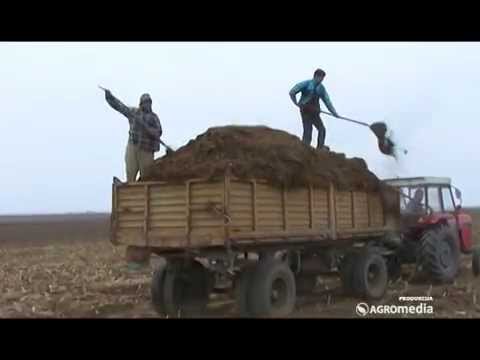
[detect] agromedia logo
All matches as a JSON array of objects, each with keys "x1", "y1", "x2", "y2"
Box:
[
  {"x1": 355, "y1": 297, "x2": 434, "y2": 317},
  {"x1": 355, "y1": 303, "x2": 370, "y2": 316}
]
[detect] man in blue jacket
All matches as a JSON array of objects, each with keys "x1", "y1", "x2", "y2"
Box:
[{"x1": 289, "y1": 69, "x2": 340, "y2": 149}]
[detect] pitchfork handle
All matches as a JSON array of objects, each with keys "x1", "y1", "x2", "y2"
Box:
[
  {"x1": 320, "y1": 110, "x2": 370, "y2": 127},
  {"x1": 159, "y1": 139, "x2": 174, "y2": 153}
]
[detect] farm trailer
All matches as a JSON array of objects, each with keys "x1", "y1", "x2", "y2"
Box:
[{"x1": 110, "y1": 176, "x2": 401, "y2": 317}]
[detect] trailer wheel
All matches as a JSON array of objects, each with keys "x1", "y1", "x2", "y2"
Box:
[
  {"x1": 151, "y1": 264, "x2": 167, "y2": 316},
  {"x1": 418, "y1": 226, "x2": 460, "y2": 283},
  {"x1": 161, "y1": 260, "x2": 210, "y2": 318},
  {"x1": 249, "y1": 259, "x2": 296, "y2": 317},
  {"x1": 352, "y1": 250, "x2": 388, "y2": 300},
  {"x1": 339, "y1": 252, "x2": 358, "y2": 296},
  {"x1": 234, "y1": 265, "x2": 257, "y2": 317}
]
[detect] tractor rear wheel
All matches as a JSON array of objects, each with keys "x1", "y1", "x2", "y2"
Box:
[{"x1": 418, "y1": 226, "x2": 460, "y2": 283}]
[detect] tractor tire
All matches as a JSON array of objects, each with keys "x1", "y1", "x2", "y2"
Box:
[
  {"x1": 151, "y1": 264, "x2": 167, "y2": 316},
  {"x1": 472, "y1": 248, "x2": 480, "y2": 277},
  {"x1": 339, "y1": 251, "x2": 358, "y2": 296},
  {"x1": 418, "y1": 226, "x2": 460, "y2": 283},
  {"x1": 248, "y1": 259, "x2": 296, "y2": 318},
  {"x1": 234, "y1": 264, "x2": 257, "y2": 317},
  {"x1": 161, "y1": 260, "x2": 211, "y2": 318},
  {"x1": 352, "y1": 250, "x2": 388, "y2": 300}
]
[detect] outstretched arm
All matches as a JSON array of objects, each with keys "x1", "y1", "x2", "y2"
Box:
[
  {"x1": 321, "y1": 89, "x2": 339, "y2": 117},
  {"x1": 104, "y1": 90, "x2": 134, "y2": 119}
]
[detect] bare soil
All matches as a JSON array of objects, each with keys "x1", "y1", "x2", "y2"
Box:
[{"x1": 0, "y1": 210, "x2": 479, "y2": 318}]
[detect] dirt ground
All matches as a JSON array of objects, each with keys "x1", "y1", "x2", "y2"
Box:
[{"x1": 1, "y1": 210, "x2": 479, "y2": 318}]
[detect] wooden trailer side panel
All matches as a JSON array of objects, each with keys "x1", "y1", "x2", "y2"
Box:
[
  {"x1": 188, "y1": 181, "x2": 226, "y2": 246},
  {"x1": 255, "y1": 183, "x2": 285, "y2": 231},
  {"x1": 312, "y1": 187, "x2": 329, "y2": 230},
  {"x1": 114, "y1": 180, "x2": 227, "y2": 248},
  {"x1": 335, "y1": 191, "x2": 353, "y2": 230},
  {"x1": 353, "y1": 192, "x2": 369, "y2": 228},
  {"x1": 226, "y1": 181, "x2": 334, "y2": 242},
  {"x1": 115, "y1": 186, "x2": 145, "y2": 246},
  {"x1": 332, "y1": 190, "x2": 384, "y2": 232},
  {"x1": 368, "y1": 193, "x2": 384, "y2": 227},
  {"x1": 112, "y1": 177, "x2": 393, "y2": 250},
  {"x1": 229, "y1": 181, "x2": 255, "y2": 233},
  {"x1": 286, "y1": 188, "x2": 310, "y2": 230},
  {"x1": 229, "y1": 182, "x2": 332, "y2": 233}
]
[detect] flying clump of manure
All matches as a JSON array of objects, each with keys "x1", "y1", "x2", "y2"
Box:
[{"x1": 143, "y1": 125, "x2": 381, "y2": 191}]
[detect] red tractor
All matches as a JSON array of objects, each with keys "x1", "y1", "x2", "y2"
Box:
[{"x1": 383, "y1": 177, "x2": 479, "y2": 282}]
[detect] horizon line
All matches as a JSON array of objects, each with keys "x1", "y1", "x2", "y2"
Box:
[{"x1": 1, "y1": 206, "x2": 480, "y2": 217}]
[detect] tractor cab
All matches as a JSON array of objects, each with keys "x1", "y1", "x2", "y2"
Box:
[{"x1": 383, "y1": 177, "x2": 473, "y2": 254}]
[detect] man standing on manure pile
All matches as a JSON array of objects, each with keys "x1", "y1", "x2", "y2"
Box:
[
  {"x1": 103, "y1": 89, "x2": 162, "y2": 182},
  {"x1": 289, "y1": 69, "x2": 340, "y2": 150},
  {"x1": 102, "y1": 89, "x2": 162, "y2": 271}
]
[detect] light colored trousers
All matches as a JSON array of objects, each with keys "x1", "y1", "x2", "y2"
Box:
[{"x1": 125, "y1": 143, "x2": 154, "y2": 182}]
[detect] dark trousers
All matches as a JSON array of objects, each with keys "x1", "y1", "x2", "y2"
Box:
[{"x1": 301, "y1": 110, "x2": 326, "y2": 148}]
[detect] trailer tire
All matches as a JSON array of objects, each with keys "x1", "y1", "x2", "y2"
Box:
[
  {"x1": 418, "y1": 226, "x2": 460, "y2": 283},
  {"x1": 234, "y1": 265, "x2": 256, "y2": 317},
  {"x1": 340, "y1": 252, "x2": 357, "y2": 296},
  {"x1": 162, "y1": 260, "x2": 210, "y2": 318},
  {"x1": 249, "y1": 259, "x2": 296, "y2": 317},
  {"x1": 352, "y1": 250, "x2": 388, "y2": 300},
  {"x1": 151, "y1": 264, "x2": 167, "y2": 316}
]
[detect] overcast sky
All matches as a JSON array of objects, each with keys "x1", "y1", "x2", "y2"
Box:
[{"x1": 1, "y1": 42, "x2": 479, "y2": 214}]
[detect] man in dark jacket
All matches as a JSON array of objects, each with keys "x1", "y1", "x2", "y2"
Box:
[
  {"x1": 104, "y1": 90, "x2": 162, "y2": 182},
  {"x1": 103, "y1": 89, "x2": 163, "y2": 270}
]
